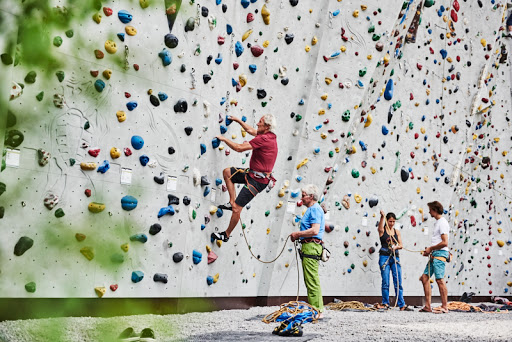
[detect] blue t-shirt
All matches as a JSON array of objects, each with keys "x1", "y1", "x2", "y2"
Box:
[{"x1": 299, "y1": 202, "x2": 325, "y2": 240}]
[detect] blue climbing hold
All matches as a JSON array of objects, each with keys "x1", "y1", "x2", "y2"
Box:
[
  {"x1": 139, "y1": 155, "x2": 149, "y2": 166},
  {"x1": 121, "y1": 195, "x2": 138, "y2": 211},
  {"x1": 241, "y1": 116, "x2": 247, "y2": 122},
  {"x1": 200, "y1": 143, "x2": 207, "y2": 155},
  {"x1": 158, "y1": 92, "x2": 168, "y2": 101},
  {"x1": 201, "y1": 224, "x2": 206, "y2": 230},
  {"x1": 235, "y1": 41, "x2": 244, "y2": 57},
  {"x1": 314, "y1": 147, "x2": 320, "y2": 154},
  {"x1": 299, "y1": 99, "x2": 304, "y2": 105},
  {"x1": 206, "y1": 276, "x2": 214, "y2": 285},
  {"x1": 203, "y1": 186, "x2": 211, "y2": 197},
  {"x1": 359, "y1": 140, "x2": 367, "y2": 151},
  {"x1": 94, "y1": 79, "x2": 105, "y2": 93},
  {"x1": 131, "y1": 136, "x2": 144, "y2": 150},
  {"x1": 216, "y1": 208, "x2": 223, "y2": 218},
  {"x1": 220, "y1": 125, "x2": 227, "y2": 134},
  {"x1": 117, "y1": 33, "x2": 125, "y2": 42},
  {"x1": 131, "y1": 271, "x2": 144, "y2": 283},
  {"x1": 384, "y1": 79, "x2": 394, "y2": 100},
  {"x1": 225, "y1": 116, "x2": 233, "y2": 126},
  {"x1": 296, "y1": 176, "x2": 303, "y2": 182},
  {"x1": 440, "y1": 49, "x2": 447, "y2": 59},
  {"x1": 231, "y1": 78, "x2": 238, "y2": 86},
  {"x1": 215, "y1": 53, "x2": 223, "y2": 64},
  {"x1": 192, "y1": 250, "x2": 202, "y2": 264},
  {"x1": 226, "y1": 24, "x2": 233, "y2": 35},
  {"x1": 249, "y1": 64, "x2": 257, "y2": 73},
  {"x1": 215, "y1": 178, "x2": 222, "y2": 186},
  {"x1": 159, "y1": 48, "x2": 172, "y2": 66},
  {"x1": 291, "y1": 190, "x2": 299, "y2": 198},
  {"x1": 382, "y1": 125, "x2": 389, "y2": 135},
  {"x1": 126, "y1": 101, "x2": 138, "y2": 111},
  {"x1": 97, "y1": 160, "x2": 110, "y2": 173},
  {"x1": 440, "y1": 169, "x2": 445, "y2": 176},
  {"x1": 241, "y1": 0, "x2": 250, "y2": 8},
  {"x1": 332, "y1": 9, "x2": 340, "y2": 16},
  {"x1": 118, "y1": 10, "x2": 133, "y2": 24},
  {"x1": 158, "y1": 205, "x2": 175, "y2": 218},
  {"x1": 328, "y1": 103, "x2": 332, "y2": 109},
  {"x1": 216, "y1": 0, "x2": 222, "y2": 4},
  {"x1": 212, "y1": 137, "x2": 220, "y2": 148},
  {"x1": 315, "y1": 124, "x2": 322, "y2": 131},
  {"x1": 130, "y1": 234, "x2": 147, "y2": 243}
]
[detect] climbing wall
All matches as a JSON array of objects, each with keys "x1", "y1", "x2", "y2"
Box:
[{"x1": 0, "y1": 0, "x2": 511, "y2": 299}]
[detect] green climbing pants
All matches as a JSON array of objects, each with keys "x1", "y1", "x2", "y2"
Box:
[{"x1": 301, "y1": 242, "x2": 324, "y2": 312}]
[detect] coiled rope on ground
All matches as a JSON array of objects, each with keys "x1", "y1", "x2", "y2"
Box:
[{"x1": 326, "y1": 300, "x2": 378, "y2": 311}]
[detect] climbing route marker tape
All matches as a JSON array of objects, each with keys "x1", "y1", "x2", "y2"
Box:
[
  {"x1": 166, "y1": 176, "x2": 177, "y2": 191},
  {"x1": 5, "y1": 149, "x2": 20, "y2": 168},
  {"x1": 120, "y1": 168, "x2": 132, "y2": 185}
]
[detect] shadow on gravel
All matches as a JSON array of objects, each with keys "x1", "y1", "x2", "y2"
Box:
[{"x1": 177, "y1": 331, "x2": 322, "y2": 341}]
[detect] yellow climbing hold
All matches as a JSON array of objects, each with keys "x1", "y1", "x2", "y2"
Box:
[
  {"x1": 370, "y1": 167, "x2": 376, "y2": 174},
  {"x1": 116, "y1": 111, "x2": 126, "y2": 122},
  {"x1": 93, "y1": 12, "x2": 102, "y2": 24},
  {"x1": 480, "y1": 38, "x2": 486, "y2": 47},
  {"x1": 312, "y1": 36, "x2": 318, "y2": 45},
  {"x1": 421, "y1": 127, "x2": 426, "y2": 134},
  {"x1": 383, "y1": 53, "x2": 390, "y2": 64},
  {"x1": 340, "y1": 45, "x2": 347, "y2": 52},
  {"x1": 318, "y1": 108, "x2": 326, "y2": 115},
  {"x1": 353, "y1": 10, "x2": 359, "y2": 17},
  {"x1": 104, "y1": 40, "x2": 117, "y2": 54},
  {"x1": 361, "y1": 5, "x2": 368, "y2": 10},
  {"x1": 305, "y1": 45, "x2": 311, "y2": 52},
  {"x1": 335, "y1": 147, "x2": 340, "y2": 153},
  {"x1": 276, "y1": 201, "x2": 283, "y2": 209},
  {"x1": 320, "y1": 133, "x2": 327, "y2": 139},
  {"x1": 416, "y1": 187, "x2": 421, "y2": 194},
  {"x1": 497, "y1": 240, "x2": 505, "y2": 247},
  {"x1": 121, "y1": 243, "x2": 129, "y2": 252},
  {"x1": 216, "y1": 240, "x2": 222, "y2": 248},
  {"x1": 348, "y1": 145, "x2": 357, "y2": 154},
  {"x1": 354, "y1": 194, "x2": 362, "y2": 203},
  {"x1": 80, "y1": 162, "x2": 97, "y2": 170},
  {"x1": 242, "y1": 29, "x2": 253, "y2": 42},
  {"x1": 110, "y1": 147, "x2": 121, "y2": 159},
  {"x1": 321, "y1": 93, "x2": 328, "y2": 100},
  {"x1": 102, "y1": 69, "x2": 112, "y2": 80},
  {"x1": 367, "y1": 55, "x2": 372, "y2": 60},
  {"x1": 213, "y1": 273, "x2": 219, "y2": 283},
  {"x1": 206, "y1": 245, "x2": 212, "y2": 253},
  {"x1": 325, "y1": 77, "x2": 332, "y2": 85},
  {"x1": 231, "y1": 134, "x2": 237, "y2": 139},
  {"x1": 285, "y1": 263, "x2": 289, "y2": 268},
  {"x1": 261, "y1": 4, "x2": 270, "y2": 25},
  {"x1": 297, "y1": 158, "x2": 309, "y2": 170},
  {"x1": 239, "y1": 74, "x2": 247, "y2": 87},
  {"x1": 241, "y1": 128, "x2": 247, "y2": 137},
  {"x1": 263, "y1": 40, "x2": 270, "y2": 48},
  {"x1": 125, "y1": 26, "x2": 137, "y2": 36},
  {"x1": 266, "y1": 228, "x2": 270, "y2": 235},
  {"x1": 88, "y1": 202, "x2": 105, "y2": 213},
  {"x1": 363, "y1": 260, "x2": 368, "y2": 267},
  {"x1": 209, "y1": 206, "x2": 218, "y2": 215},
  {"x1": 455, "y1": 210, "x2": 459, "y2": 217},
  {"x1": 364, "y1": 113, "x2": 373, "y2": 127},
  {"x1": 95, "y1": 287, "x2": 106, "y2": 298},
  {"x1": 80, "y1": 246, "x2": 94, "y2": 260}
]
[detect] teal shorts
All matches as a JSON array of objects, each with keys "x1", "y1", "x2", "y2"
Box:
[{"x1": 423, "y1": 250, "x2": 450, "y2": 279}]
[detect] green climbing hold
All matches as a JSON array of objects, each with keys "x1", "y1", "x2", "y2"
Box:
[
  {"x1": 408, "y1": 122, "x2": 414, "y2": 130},
  {"x1": 296, "y1": 67, "x2": 299, "y2": 72},
  {"x1": 359, "y1": 67, "x2": 367, "y2": 77},
  {"x1": 372, "y1": 34, "x2": 381, "y2": 41},
  {"x1": 274, "y1": 48, "x2": 278, "y2": 53},
  {"x1": 0, "y1": 182, "x2": 6, "y2": 196},
  {"x1": 56, "y1": 71, "x2": 65, "y2": 82},
  {"x1": 390, "y1": 69, "x2": 395, "y2": 76},
  {"x1": 368, "y1": 25, "x2": 375, "y2": 33},
  {"x1": 242, "y1": 223, "x2": 246, "y2": 229},
  {"x1": 295, "y1": 114, "x2": 302, "y2": 122},
  {"x1": 329, "y1": 151, "x2": 334, "y2": 158},
  {"x1": 261, "y1": 102, "x2": 267, "y2": 107},
  {"x1": 273, "y1": 74, "x2": 278, "y2": 80},
  {"x1": 350, "y1": 263, "x2": 355, "y2": 269},
  {"x1": 345, "y1": 226, "x2": 349, "y2": 232},
  {"x1": 1, "y1": 53, "x2": 13, "y2": 65},
  {"x1": 69, "y1": 158, "x2": 75, "y2": 166},
  {"x1": 242, "y1": 158, "x2": 246, "y2": 164},
  {"x1": 344, "y1": 250, "x2": 349, "y2": 256},
  {"x1": 53, "y1": 36, "x2": 63, "y2": 47},
  {"x1": 351, "y1": 169, "x2": 360, "y2": 178},
  {"x1": 342, "y1": 110, "x2": 351, "y2": 122},
  {"x1": 24, "y1": 71, "x2": 37, "y2": 84},
  {"x1": 36, "y1": 91, "x2": 44, "y2": 101},
  {"x1": 25, "y1": 282, "x2": 36, "y2": 293},
  {"x1": 65, "y1": 29, "x2": 74, "y2": 38},
  {"x1": 55, "y1": 208, "x2": 65, "y2": 218},
  {"x1": 111, "y1": 253, "x2": 125, "y2": 263},
  {"x1": 265, "y1": 210, "x2": 270, "y2": 217},
  {"x1": 80, "y1": 246, "x2": 94, "y2": 260},
  {"x1": 14, "y1": 236, "x2": 34, "y2": 256},
  {"x1": 424, "y1": 0, "x2": 435, "y2": 8},
  {"x1": 84, "y1": 121, "x2": 90, "y2": 130}
]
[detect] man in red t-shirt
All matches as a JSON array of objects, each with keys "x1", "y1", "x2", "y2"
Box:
[{"x1": 211, "y1": 114, "x2": 278, "y2": 243}]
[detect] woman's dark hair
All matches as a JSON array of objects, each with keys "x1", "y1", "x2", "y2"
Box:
[
  {"x1": 428, "y1": 201, "x2": 444, "y2": 215},
  {"x1": 386, "y1": 212, "x2": 396, "y2": 220}
]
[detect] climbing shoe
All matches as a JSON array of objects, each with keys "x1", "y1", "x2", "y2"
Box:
[
  {"x1": 278, "y1": 322, "x2": 303, "y2": 337},
  {"x1": 211, "y1": 231, "x2": 229, "y2": 243},
  {"x1": 117, "y1": 327, "x2": 139, "y2": 341},
  {"x1": 139, "y1": 327, "x2": 155, "y2": 341},
  {"x1": 272, "y1": 321, "x2": 288, "y2": 335},
  {"x1": 218, "y1": 202, "x2": 233, "y2": 211}
]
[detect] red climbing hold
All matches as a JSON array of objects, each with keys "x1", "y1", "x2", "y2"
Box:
[
  {"x1": 133, "y1": 64, "x2": 139, "y2": 71},
  {"x1": 450, "y1": 10, "x2": 458, "y2": 23},
  {"x1": 217, "y1": 36, "x2": 225, "y2": 45},
  {"x1": 250, "y1": 45, "x2": 264, "y2": 57},
  {"x1": 453, "y1": 0, "x2": 460, "y2": 11},
  {"x1": 110, "y1": 284, "x2": 118, "y2": 291},
  {"x1": 90, "y1": 70, "x2": 99, "y2": 77},
  {"x1": 125, "y1": 92, "x2": 131, "y2": 98},
  {"x1": 85, "y1": 189, "x2": 92, "y2": 197},
  {"x1": 429, "y1": 47, "x2": 434, "y2": 54},
  {"x1": 247, "y1": 13, "x2": 254, "y2": 23},
  {"x1": 411, "y1": 216, "x2": 416, "y2": 227},
  {"x1": 103, "y1": 7, "x2": 113, "y2": 16},
  {"x1": 414, "y1": 133, "x2": 419, "y2": 139},
  {"x1": 410, "y1": 93, "x2": 414, "y2": 101},
  {"x1": 233, "y1": 62, "x2": 239, "y2": 70},
  {"x1": 416, "y1": 63, "x2": 422, "y2": 70},
  {"x1": 88, "y1": 149, "x2": 100, "y2": 157},
  {"x1": 124, "y1": 147, "x2": 132, "y2": 156}
]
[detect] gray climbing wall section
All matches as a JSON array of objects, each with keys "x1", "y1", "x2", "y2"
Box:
[{"x1": 0, "y1": 0, "x2": 511, "y2": 299}]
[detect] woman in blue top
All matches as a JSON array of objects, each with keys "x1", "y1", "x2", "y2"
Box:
[{"x1": 290, "y1": 184, "x2": 325, "y2": 318}]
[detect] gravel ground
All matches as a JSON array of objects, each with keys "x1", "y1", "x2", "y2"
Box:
[{"x1": 0, "y1": 305, "x2": 511, "y2": 342}]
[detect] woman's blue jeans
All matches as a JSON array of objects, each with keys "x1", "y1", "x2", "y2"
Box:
[{"x1": 378, "y1": 254, "x2": 405, "y2": 308}]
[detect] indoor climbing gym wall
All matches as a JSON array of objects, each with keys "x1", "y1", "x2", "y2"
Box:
[{"x1": 0, "y1": 0, "x2": 511, "y2": 300}]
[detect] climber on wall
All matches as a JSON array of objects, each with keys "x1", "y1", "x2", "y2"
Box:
[{"x1": 211, "y1": 114, "x2": 278, "y2": 243}]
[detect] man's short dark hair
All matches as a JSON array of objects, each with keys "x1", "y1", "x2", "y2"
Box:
[{"x1": 428, "y1": 201, "x2": 443, "y2": 215}]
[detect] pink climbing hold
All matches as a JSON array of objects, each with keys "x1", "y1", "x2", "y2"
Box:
[
  {"x1": 207, "y1": 250, "x2": 218, "y2": 264},
  {"x1": 247, "y1": 13, "x2": 254, "y2": 23},
  {"x1": 411, "y1": 216, "x2": 416, "y2": 227},
  {"x1": 250, "y1": 45, "x2": 264, "y2": 57}
]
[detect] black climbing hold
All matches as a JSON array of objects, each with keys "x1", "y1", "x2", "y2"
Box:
[
  {"x1": 290, "y1": 112, "x2": 295, "y2": 118},
  {"x1": 6, "y1": 111, "x2": 16, "y2": 128},
  {"x1": 185, "y1": 17, "x2": 195, "y2": 32},
  {"x1": 287, "y1": 156, "x2": 292, "y2": 161},
  {"x1": 203, "y1": 74, "x2": 212, "y2": 84},
  {"x1": 168, "y1": 146, "x2": 176, "y2": 154},
  {"x1": 400, "y1": 167, "x2": 409, "y2": 182},
  {"x1": 14, "y1": 236, "x2": 34, "y2": 256},
  {"x1": 222, "y1": 4, "x2": 227, "y2": 13},
  {"x1": 284, "y1": 33, "x2": 294, "y2": 44},
  {"x1": 467, "y1": 61, "x2": 471, "y2": 67},
  {"x1": 173, "y1": 252, "x2": 184, "y2": 263},
  {"x1": 290, "y1": 0, "x2": 299, "y2": 6},
  {"x1": 200, "y1": 176, "x2": 210, "y2": 186},
  {"x1": 183, "y1": 196, "x2": 191, "y2": 205},
  {"x1": 257, "y1": 88, "x2": 267, "y2": 99},
  {"x1": 174, "y1": 98, "x2": 188, "y2": 113},
  {"x1": 281, "y1": 77, "x2": 289, "y2": 85},
  {"x1": 207, "y1": 55, "x2": 213, "y2": 65},
  {"x1": 5, "y1": 130, "x2": 24, "y2": 148},
  {"x1": 201, "y1": 6, "x2": 209, "y2": 17},
  {"x1": 443, "y1": 136, "x2": 448, "y2": 144},
  {"x1": 180, "y1": 64, "x2": 186, "y2": 72},
  {"x1": 154, "y1": 173, "x2": 165, "y2": 184},
  {"x1": 477, "y1": 0, "x2": 482, "y2": 8},
  {"x1": 0, "y1": 182, "x2": 6, "y2": 196},
  {"x1": 184, "y1": 126, "x2": 193, "y2": 135},
  {"x1": 149, "y1": 223, "x2": 162, "y2": 235},
  {"x1": 164, "y1": 33, "x2": 179, "y2": 49},
  {"x1": 466, "y1": 120, "x2": 471, "y2": 128},
  {"x1": 153, "y1": 273, "x2": 168, "y2": 283},
  {"x1": 150, "y1": 95, "x2": 160, "y2": 107},
  {"x1": 168, "y1": 194, "x2": 180, "y2": 205},
  {"x1": 368, "y1": 197, "x2": 379, "y2": 208},
  {"x1": 0, "y1": 206, "x2": 4, "y2": 219},
  {"x1": 1, "y1": 53, "x2": 13, "y2": 65},
  {"x1": 444, "y1": 177, "x2": 450, "y2": 184}
]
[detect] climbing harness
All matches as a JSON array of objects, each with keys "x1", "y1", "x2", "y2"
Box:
[
  {"x1": 298, "y1": 238, "x2": 331, "y2": 262},
  {"x1": 229, "y1": 167, "x2": 276, "y2": 195},
  {"x1": 382, "y1": 217, "x2": 401, "y2": 308}
]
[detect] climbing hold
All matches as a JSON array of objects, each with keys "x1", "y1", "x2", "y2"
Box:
[
  {"x1": 126, "y1": 102, "x2": 138, "y2": 111},
  {"x1": 4, "y1": 130, "x2": 24, "y2": 148},
  {"x1": 184, "y1": 126, "x2": 193, "y2": 136},
  {"x1": 139, "y1": 155, "x2": 149, "y2": 166},
  {"x1": 251, "y1": 45, "x2": 264, "y2": 57},
  {"x1": 53, "y1": 36, "x2": 63, "y2": 47},
  {"x1": 104, "y1": 40, "x2": 117, "y2": 54},
  {"x1": 14, "y1": 236, "x2": 34, "y2": 256},
  {"x1": 158, "y1": 205, "x2": 175, "y2": 218},
  {"x1": 158, "y1": 48, "x2": 172, "y2": 66},
  {"x1": 185, "y1": 17, "x2": 195, "y2": 32},
  {"x1": 235, "y1": 41, "x2": 244, "y2": 57},
  {"x1": 174, "y1": 98, "x2": 188, "y2": 113},
  {"x1": 131, "y1": 271, "x2": 144, "y2": 283},
  {"x1": 384, "y1": 79, "x2": 394, "y2": 100},
  {"x1": 110, "y1": 147, "x2": 121, "y2": 159},
  {"x1": 80, "y1": 246, "x2": 95, "y2": 261},
  {"x1": 192, "y1": 250, "x2": 202, "y2": 264},
  {"x1": 1, "y1": 53, "x2": 13, "y2": 65},
  {"x1": 153, "y1": 273, "x2": 168, "y2": 284},
  {"x1": 173, "y1": 252, "x2": 184, "y2": 263},
  {"x1": 130, "y1": 234, "x2": 148, "y2": 243},
  {"x1": 121, "y1": 196, "x2": 138, "y2": 211},
  {"x1": 261, "y1": 4, "x2": 270, "y2": 25},
  {"x1": 94, "y1": 287, "x2": 106, "y2": 298},
  {"x1": 75, "y1": 233, "x2": 86, "y2": 241},
  {"x1": 400, "y1": 167, "x2": 409, "y2": 182},
  {"x1": 164, "y1": 34, "x2": 179, "y2": 49},
  {"x1": 44, "y1": 194, "x2": 59, "y2": 210},
  {"x1": 97, "y1": 160, "x2": 110, "y2": 173},
  {"x1": 125, "y1": 26, "x2": 137, "y2": 36},
  {"x1": 24, "y1": 71, "x2": 37, "y2": 84},
  {"x1": 118, "y1": 10, "x2": 133, "y2": 23},
  {"x1": 88, "y1": 202, "x2": 106, "y2": 213},
  {"x1": 80, "y1": 162, "x2": 97, "y2": 171},
  {"x1": 55, "y1": 208, "x2": 65, "y2": 218},
  {"x1": 131, "y1": 136, "x2": 144, "y2": 150},
  {"x1": 25, "y1": 282, "x2": 36, "y2": 293},
  {"x1": 37, "y1": 149, "x2": 51, "y2": 166}
]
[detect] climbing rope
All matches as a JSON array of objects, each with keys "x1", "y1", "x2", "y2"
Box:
[
  {"x1": 262, "y1": 300, "x2": 319, "y2": 324},
  {"x1": 443, "y1": 302, "x2": 482, "y2": 312},
  {"x1": 326, "y1": 300, "x2": 378, "y2": 311}
]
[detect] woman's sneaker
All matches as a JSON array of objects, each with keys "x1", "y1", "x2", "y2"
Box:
[{"x1": 211, "y1": 231, "x2": 229, "y2": 242}]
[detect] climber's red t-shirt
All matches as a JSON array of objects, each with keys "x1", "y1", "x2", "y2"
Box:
[{"x1": 248, "y1": 132, "x2": 278, "y2": 184}]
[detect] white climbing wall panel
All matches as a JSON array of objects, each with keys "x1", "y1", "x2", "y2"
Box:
[{"x1": 0, "y1": 0, "x2": 511, "y2": 299}]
